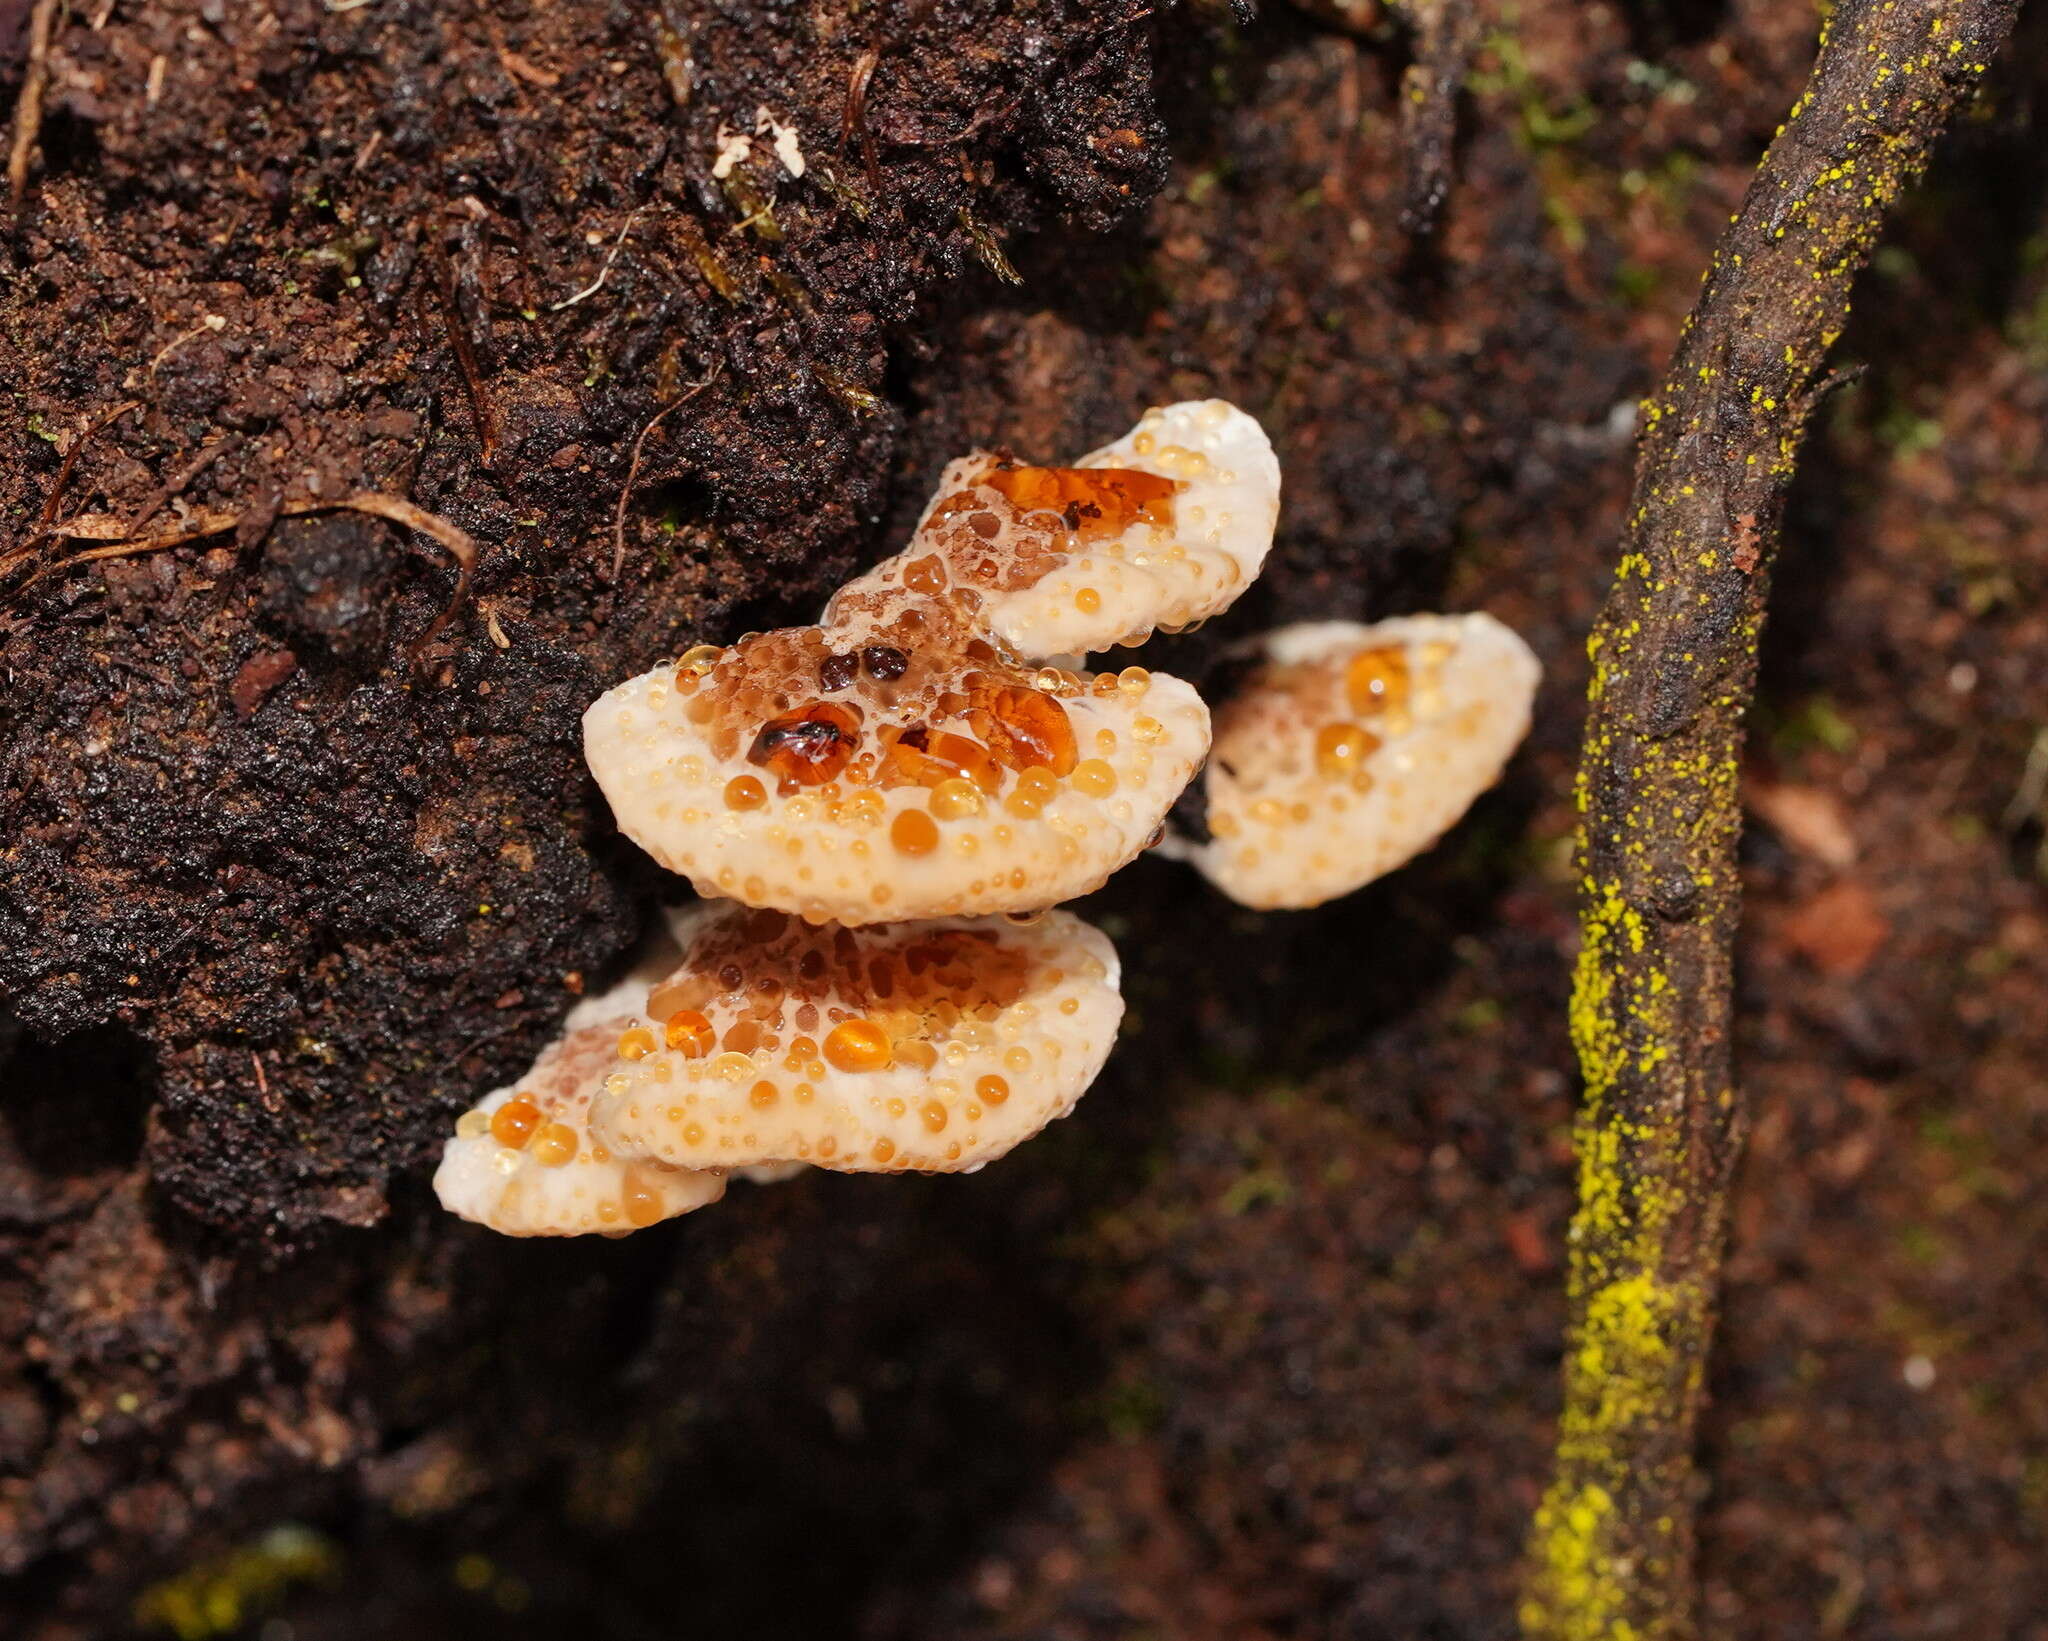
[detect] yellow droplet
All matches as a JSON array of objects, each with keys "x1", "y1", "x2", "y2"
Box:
[
  {"x1": 490, "y1": 1096, "x2": 542, "y2": 1149},
  {"x1": 1315, "y1": 721, "x2": 1381, "y2": 781},
  {"x1": 929, "y1": 778, "x2": 984, "y2": 820},
  {"x1": 824, "y1": 1019, "x2": 893, "y2": 1072},
  {"x1": 1070, "y1": 759, "x2": 1117, "y2": 798},
  {"x1": 891, "y1": 808, "x2": 940, "y2": 856}
]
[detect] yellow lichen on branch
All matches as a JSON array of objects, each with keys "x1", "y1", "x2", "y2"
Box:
[{"x1": 1522, "y1": 3, "x2": 2022, "y2": 1638}]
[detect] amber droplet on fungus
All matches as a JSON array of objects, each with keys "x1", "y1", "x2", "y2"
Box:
[
  {"x1": 724, "y1": 775, "x2": 767, "y2": 810},
  {"x1": 1315, "y1": 722, "x2": 1380, "y2": 781},
  {"x1": 490, "y1": 1096, "x2": 542, "y2": 1149},
  {"x1": 748, "y1": 701, "x2": 862, "y2": 786},
  {"x1": 929, "y1": 777, "x2": 984, "y2": 820},
  {"x1": 824, "y1": 1019, "x2": 893, "y2": 1072},
  {"x1": 983, "y1": 464, "x2": 1181, "y2": 541},
  {"x1": 975, "y1": 686, "x2": 1078, "y2": 775},
  {"x1": 530, "y1": 1123, "x2": 578, "y2": 1167},
  {"x1": 663, "y1": 1009, "x2": 716, "y2": 1057},
  {"x1": 1345, "y1": 646, "x2": 1411, "y2": 716},
  {"x1": 621, "y1": 1170, "x2": 668, "y2": 1228},
  {"x1": 891, "y1": 809, "x2": 940, "y2": 856}
]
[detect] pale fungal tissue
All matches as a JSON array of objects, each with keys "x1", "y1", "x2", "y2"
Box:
[
  {"x1": 437, "y1": 401, "x2": 1279, "y2": 1237},
  {"x1": 434, "y1": 960, "x2": 728, "y2": 1238},
  {"x1": 434, "y1": 906, "x2": 1121, "y2": 1236},
  {"x1": 583, "y1": 400, "x2": 1276, "y2": 928},
  {"x1": 1166, "y1": 613, "x2": 1541, "y2": 911},
  {"x1": 593, "y1": 904, "x2": 1122, "y2": 1175}
]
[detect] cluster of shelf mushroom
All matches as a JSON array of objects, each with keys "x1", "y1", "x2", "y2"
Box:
[{"x1": 434, "y1": 401, "x2": 1540, "y2": 1237}]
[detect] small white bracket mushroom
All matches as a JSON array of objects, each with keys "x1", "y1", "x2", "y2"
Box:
[
  {"x1": 583, "y1": 401, "x2": 1280, "y2": 926},
  {"x1": 433, "y1": 958, "x2": 728, "y2": 1238},
  {"x1": 1165, "y1": 613, "x2": 1541, "y2": 909},
  {"x1": 593, "y1": 903, "x2": 1123, "y2": 1176}
]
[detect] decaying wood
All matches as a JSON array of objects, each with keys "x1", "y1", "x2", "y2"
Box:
[{"x1": 1521, "y1": 4, "x2": 2025, "y2": 1638}]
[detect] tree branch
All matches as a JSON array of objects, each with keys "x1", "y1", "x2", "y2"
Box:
[{"x1": 1522, "y1": 3, "x2": 2024, "y2": 1638}]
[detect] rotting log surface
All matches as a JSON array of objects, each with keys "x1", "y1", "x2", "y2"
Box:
[{"x1": 1522, "y1": 2, "x2": 2025, "y2": 1638}]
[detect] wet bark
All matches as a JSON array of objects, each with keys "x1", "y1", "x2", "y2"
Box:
[{"x1": 1522, "y1": 3, "x2": 2026, "y2": 1638}]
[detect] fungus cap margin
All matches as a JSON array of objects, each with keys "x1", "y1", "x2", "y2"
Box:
[
  {"x1": 591, "y1": 903, "x2": 1124, "y2": 1175},
  {"x1": 1182, "y1": 613, "x2": 1541, "y2": 909}
]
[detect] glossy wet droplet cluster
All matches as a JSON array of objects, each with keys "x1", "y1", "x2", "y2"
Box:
[
  {"x1": 583, "y1": 402, "x2": 1277, "y2": 927},
  {"x1": 434, "y1": 906, "x2": 1123, "y2": 1227},
  {"x1": 433, "y1": 964, "x2": 729, "y2": 1238},
  {"x1": 593, "y1": 905, "x2": 1120, "y2": 1174},
  {"x1": 440, "y1": 402, "x2": 1283, "y2": 1238},
  {"x1": 1184, "y1": 614, "x2": 1542, "y2": 911}
]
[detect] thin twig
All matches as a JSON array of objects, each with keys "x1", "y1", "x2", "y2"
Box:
[
  {"x1": 12, "y1": 491, "x2": 480, "y2": 665},
  {"x1": 149, "y1": 314, "x2": 228, "y2": 375},
  {"x1": 430, "y1": 256, "x2": 499, "y2": 469},
  {"x1": 839, "y1": 48, "x2": 881, "y2": 192},
  {"x1": 551, "y1": 206, "x2": 646, "y2": 311},
  {"x1": 6, "y1": 0, "x2": 58, "y2": 218},
  {"x1": 36, "y1": 400, "x2": 140, "y2": 530},
  {"x1": 610, "y1": 370, "x2": 719, "y2": 583},
  {"x1": 1522, "y1": 4, "x2": 2023, "y2": 1639}
]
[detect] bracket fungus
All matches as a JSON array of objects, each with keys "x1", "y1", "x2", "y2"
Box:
[
  {"x1": 1166, "y1": 614, "x2": 1540, "y2": 910},
  {"x1": 582, "y1": 401, "x2": 1276, "y2": 926},
  {"x1": 591, "y1": 903, "x2": 1122, "y2": 1175},
  {"x1": 434, "y1": 962, "x2": 729, "y2": 1238},
  {"x1": 438, "y1": 401, "x2": 1278, "y2": 1237},
  {"x1": 433, "y1": 904, "x2": 1121, "y2": 1233}
]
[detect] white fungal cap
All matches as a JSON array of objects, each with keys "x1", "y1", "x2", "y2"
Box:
[
  {"x1": 1182, "y1": 614, "x2": 1540, "y2": 910},
  {"x1": 434, "y1": 967, "x2": 727, "y2": 1237},
  {"x1": 583, "y1": 601, "x2": 1210, "y2": 926},
  {"x1": 589, "y1": 903, "x2": 1123, "y2": 1175},
  {"x1": 861, "y1": 399, "x2": 1280, "y2": 658}
]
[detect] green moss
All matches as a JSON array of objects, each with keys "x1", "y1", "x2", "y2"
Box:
[{"x1": 134, "y1": 1525, "x2": 337, "y2": 1641}]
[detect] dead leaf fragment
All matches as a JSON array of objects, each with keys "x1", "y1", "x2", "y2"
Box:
[{"x1": 1780, "y1": 880, "x2": 1889, "y2": 978}]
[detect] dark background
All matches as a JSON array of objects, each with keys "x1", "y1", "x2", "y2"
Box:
[{"x1": 2, "y1": 1, "x2": 2046, "y2": 1635}]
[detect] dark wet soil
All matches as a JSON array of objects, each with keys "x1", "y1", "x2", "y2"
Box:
[{"x1": 3, "y1": 1, "x2": 2046, "y2": 1637}]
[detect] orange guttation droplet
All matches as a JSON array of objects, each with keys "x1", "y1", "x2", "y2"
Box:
[
  {"x1": 902, "y1": 553, "x2": 949, "y2": 595},
  {"x1": 747, "y1": 700, "x2": 863, "y2": 787},
  {"x1": 490, "y1": 1096, "x2": 542, "y2": 1149},
  {"x1": 890, "y1": 808, "x2": 940, "y2": 857},
  {"x1": 530, "y1": 1123, "x2": 578, "y2": 1167},
  {"x1": 621, "y1": 1169, "x2": 666, "y2": 1228},
  {"x1": 976, "y1": 1074, "x2": 1010, "y2": 1106},
  {"x1": 1345, "y1": 646, "x2": 1411, "y2": 717},
  {"x1": 877, "y1": 724, "x2": 1005, "y2": 794},
  {"x1": 662, "y1": 1009, "x2": 717, "y2": 1058},
  {"x1": 823, "y1": 1019, "x2": 893, "y2": 1073},
  {"x1": 724, "y1": 775, "x2": 767, "y2": 811},
  {"x1": 1315, "y1": 721, "x2": 1382, "y2": 781},
  {"x1": 983, "y1": 464, "x2": 1181, "y2": 542},
  {"x1": 971, "y1": 685, "x2": 1079, "y2": 776}
]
